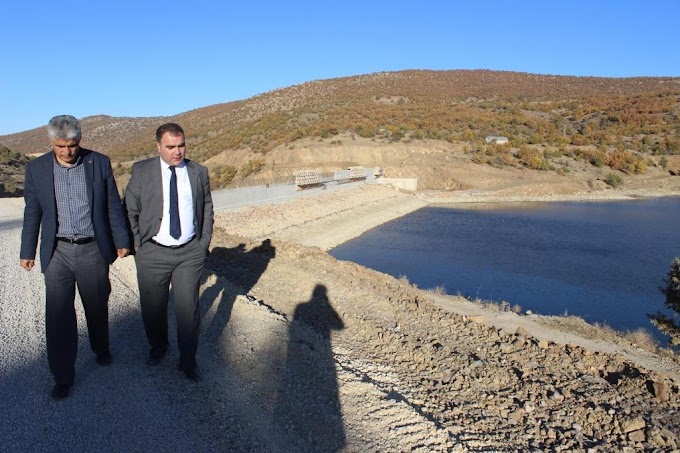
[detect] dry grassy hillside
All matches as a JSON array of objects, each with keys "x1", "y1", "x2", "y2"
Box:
[{"x1": 1, "y1": 69, "x2": 679, "y2": 193}]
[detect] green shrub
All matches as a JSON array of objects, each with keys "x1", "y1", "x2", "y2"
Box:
[
  {"x1": 590, "y1": 156, "x2": 605, "y2": 167},
  {"x1": 4, "y1": 181, "x2": 16, "y2": 193},
  {"x1": 240, "y1": 158, "x2": 265, "y2": 178},
  {"x1": 517, "y1": 146, "x2": 549, "y2": 170},
  {"x1": 211, "y1": 164, "x2": 237, "y2": 187},
  {"x1": 604, "y1": 173, "x2": 623, "y2": 188},
  {"x1": 320, "y1": 127, "x2": 338, "y2": 139},
  {"x1": 389, "y1": 129, "x2": 405, "y2": 142}
]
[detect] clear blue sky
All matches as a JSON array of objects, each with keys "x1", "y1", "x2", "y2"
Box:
[{"x1": 1, "y1": 1, "x2": 678, "y2": 136}]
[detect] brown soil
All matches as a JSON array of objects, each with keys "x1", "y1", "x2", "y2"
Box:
[{"x1": 208, "y1": 134, "x2": 680, "y2": 196}]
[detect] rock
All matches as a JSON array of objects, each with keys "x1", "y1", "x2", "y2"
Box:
[
  {"x1": 580, "y1": 374, "x2": 610, "y2": 386},
  {"x1": 499, "y1": 343, "x2": 514, "y2": 353},
  {"x1": 650, "y1": 433, "x2": 666, "y2": 447},
  {"x1": 649, "y1": 380, "x2": 670, "y2": 402},
  {"x1": 622, "y1": 416, "x2": 646, "y2": 433},
  {"x1": 515, "y1": 326, "x2": 530, "y2": 338},
  {"x1": 548, "y1": 390, "x2": 564, "y2": 402},
  {"x1": 628, "y1": 429, "x2": 645, "y2": 442},
  {"x1": 508, "y1": 409, "x2": 525, "y2": 423}
]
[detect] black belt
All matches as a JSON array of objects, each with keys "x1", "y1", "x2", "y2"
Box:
[
  {"x1": 149, "y1": 238, "x2": 194, "y2": 249},
  {"x1": 57, "y1": 236, "x2": 95, "y2": 245}
]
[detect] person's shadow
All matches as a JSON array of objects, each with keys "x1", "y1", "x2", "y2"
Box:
[
  {"x1": 200, "y1": 239, "x2": 276, "y2": 351},
  {"x1": 275, "y1": 284, "x2": 346, "y2": 451}
]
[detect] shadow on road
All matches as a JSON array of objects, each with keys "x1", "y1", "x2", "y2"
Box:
[
  {"x1": 2, "y1": 237, "x2": 349, "y2": 451},
  {"x1": 201, "y1": 239, "x2": 276, "y2": 345},
  {"x1": 275, "y1": 284, "x2": 346, "y2": 451}
]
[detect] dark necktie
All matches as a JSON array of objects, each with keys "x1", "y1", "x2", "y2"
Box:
[{"x1": 169, "y1": 166, "x2": 181, "y2": 239}]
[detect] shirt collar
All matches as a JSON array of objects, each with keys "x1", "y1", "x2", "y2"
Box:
[
  {"x1": 159, "y1": 157, "x2": 186, "y2": 171},
  {"x1": 53, "y1": 153, "x2": 83, "y2": 168}
]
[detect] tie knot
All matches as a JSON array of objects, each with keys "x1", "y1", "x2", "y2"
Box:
[{"x1": 169, "y1": 166, "x2": 176, "y2": 173}]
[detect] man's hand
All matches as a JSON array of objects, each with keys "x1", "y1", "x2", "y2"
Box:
[
  {"x1": 117, "y1": 248, "x2": 130, "y2": 258},
  {"x1": 20, "y1": 259, "x2": 35, "y2": 271}
]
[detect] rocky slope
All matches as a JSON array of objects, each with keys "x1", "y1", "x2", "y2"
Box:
[{"x1": 209, "y1": 184, "x2": 680, "y2": 451}]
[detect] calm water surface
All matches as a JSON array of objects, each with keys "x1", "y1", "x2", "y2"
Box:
[{"x1": 331, "y1": 197, "x2": 680, "y2": 343}]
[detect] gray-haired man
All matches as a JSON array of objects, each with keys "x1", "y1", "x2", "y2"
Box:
[{"x1": 20, "y1": 115, "x2": 130, "y2": 400}]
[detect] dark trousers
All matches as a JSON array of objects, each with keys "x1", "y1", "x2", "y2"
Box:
[
  {"x1": 134, "y1": 239, "x2": 205, "y2": 370},
  {"x1": 44, "y1": 241, "x2": 111, "y2": 385}
]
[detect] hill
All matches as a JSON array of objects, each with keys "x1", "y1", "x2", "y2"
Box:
[{"x1": 1, "y1": 69, "x2": 679, "y2": 192}]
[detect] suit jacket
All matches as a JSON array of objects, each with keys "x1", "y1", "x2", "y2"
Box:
[
  {"x1": 20, "y1": 149, "x2": 131, "y2": 272},
  {"x1": 124, "y1": 157, "x2": 213, "y2": 251}
]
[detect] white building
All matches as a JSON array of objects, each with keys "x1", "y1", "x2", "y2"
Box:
[{"x1": 485, "y1": 135, "x2": 509, "y2": 144}]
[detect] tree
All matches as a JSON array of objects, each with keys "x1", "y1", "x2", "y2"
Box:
[{"x1": 651, "y1": 257, "x2": 680, "y2": 345}]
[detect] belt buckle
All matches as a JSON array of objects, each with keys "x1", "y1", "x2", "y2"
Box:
[{"x1": 60, "y1": 236, "x2": 93, "y2": 244}]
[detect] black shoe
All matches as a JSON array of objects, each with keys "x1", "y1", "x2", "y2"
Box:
[
  {"x1": 146, "y1": 348, "x2": 167, "y2": 366},
  {"x1": 178, "y1": 365, "x2": 201, "y2": 382},
  {"x1": 96, "y1": 351, "x2": 113, "y2": 366},
  {"x1": 51, "y1": 384, "x2": 72, "y2": 400}
]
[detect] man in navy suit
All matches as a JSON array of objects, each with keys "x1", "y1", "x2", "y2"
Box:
[
  {"x1": 125, "y1": 123, "x2": 213, "y2": 382},
  {"x1": 19, "y1": 115, "x2": 130, "y2": 400}
]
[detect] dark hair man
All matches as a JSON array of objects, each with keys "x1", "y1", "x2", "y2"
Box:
[{"x1": 125, "y1": 123, "x2": 213, "y2": 381}]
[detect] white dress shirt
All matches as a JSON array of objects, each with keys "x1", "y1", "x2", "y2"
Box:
[{"x1": 153, "y1": 158, "x2": 196, "y2": 246}]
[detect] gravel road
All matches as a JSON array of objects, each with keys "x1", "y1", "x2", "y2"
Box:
[
  {"x1": 0, "y1": 199, "x2": 294, "y2": 452},
  {"x1": 0, "y1": 184, "x2": 430, "y2": 453},
  {"x1": 1, "y1": 194, "x2": 440, "y2": 453}
]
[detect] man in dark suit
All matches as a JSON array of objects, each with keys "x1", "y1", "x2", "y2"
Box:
[
  {"x1": 125, "y1": 123, "x2": 213, "y2": 381},
  {"x1": 19, "y1": 115, "x2": 130, "y2": 400}
]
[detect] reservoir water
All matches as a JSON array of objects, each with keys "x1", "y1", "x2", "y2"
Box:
[{"x1": 330, "y1": 197, "x2": 680, "y2": 344}]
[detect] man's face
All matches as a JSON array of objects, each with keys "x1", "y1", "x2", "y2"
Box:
[
  {"x1": 51, "y1": 138, "x2": 80, "y2": 165},
  {"x1": 157, "y1": 132, "x2": 186, "y2": 166}
]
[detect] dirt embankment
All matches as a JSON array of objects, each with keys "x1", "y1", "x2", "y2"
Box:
[{"x1": 210, "y1": 182, "x2": 680, "y2": 451}]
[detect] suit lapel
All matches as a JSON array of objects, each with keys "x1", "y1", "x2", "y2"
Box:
[
  {"x1": 186, "y1": 160, "x2": 199, "y2": 219},
  {"x1": 40, "y1": 153, "x2": 57, "y2": 219},
  {"x1": 82, "y1": 150, "x2": 95, "y2": 212},
  {"x1": 151, "y1": 157, "x2": 163, "y2": 219}
]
